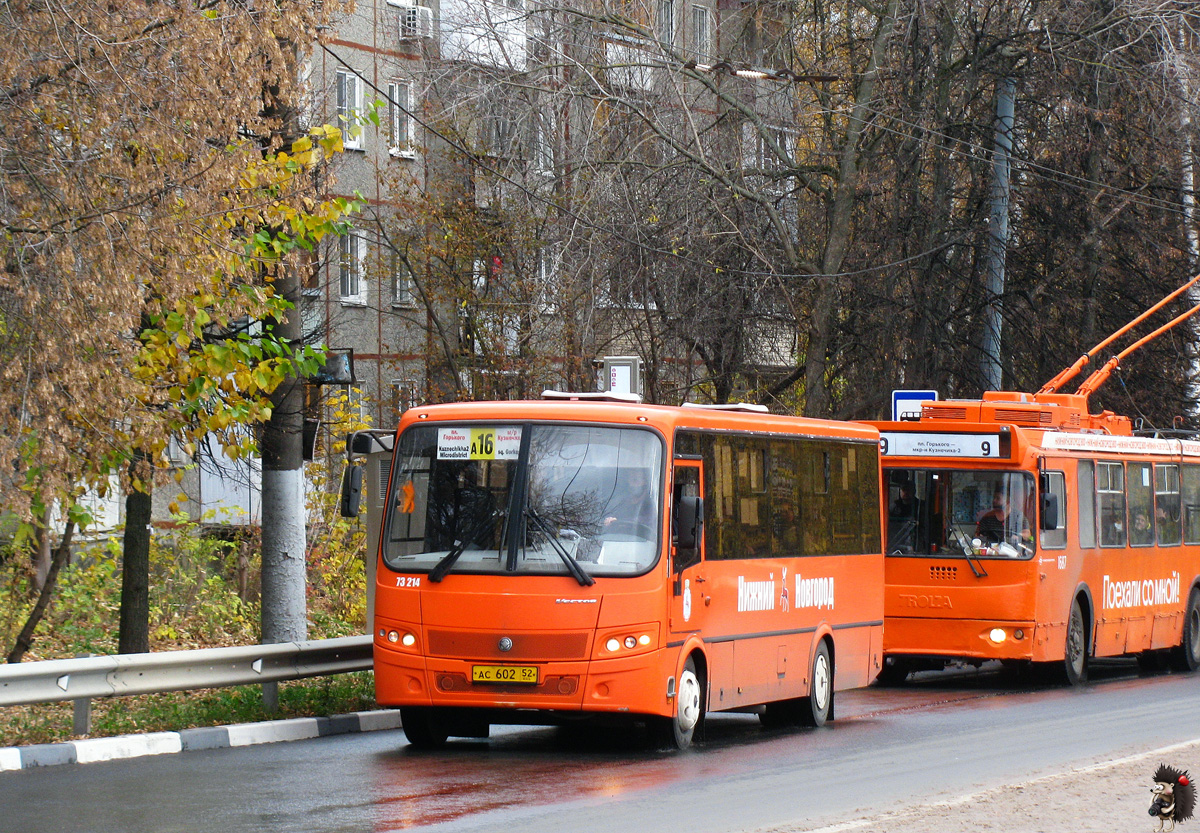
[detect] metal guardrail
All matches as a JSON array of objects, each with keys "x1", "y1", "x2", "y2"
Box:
[{"x1": 0, "y1": 635, "x2": 373, "y2": 707}]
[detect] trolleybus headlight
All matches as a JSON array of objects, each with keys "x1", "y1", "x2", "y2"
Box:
[
  {"x1": 386, "y1": 630, "x2": 400, "y2": 643},
  {"x1": 989, "y1": 628, "x2": 1007, "y2": 643},
  {"x1": 624, "y1": 636, "x2": 637, "y2": 649},
  {"x1": 606, "y1": 638, "x2": 621, "y2": 653},
  {"x1": 638, "y1": 634, "x2": 651, "y2": 646},
  {"x1": 1014, "y1": 629, "x2": 1025, "y2": 640},
  {"x1": 401, "y1": 633, "x2": 417, "y2": 647}
]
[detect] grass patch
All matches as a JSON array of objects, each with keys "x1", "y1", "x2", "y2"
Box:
[{"x1": 0, "y1": 513, "x2": 376, "y2": 748}]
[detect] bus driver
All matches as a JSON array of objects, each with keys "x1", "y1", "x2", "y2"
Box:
[{"x1": 975, "y1": 487, "x2": 1031, "y2": 547}]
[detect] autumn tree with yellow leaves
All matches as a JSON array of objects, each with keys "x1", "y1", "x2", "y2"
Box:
[{"x1": 0, "y1": 0, "x2": 357, "y2": 659}]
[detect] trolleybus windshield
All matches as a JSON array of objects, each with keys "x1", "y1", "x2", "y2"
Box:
[
  {"x1": 382, "y1": 423, "x2": 664, "y2": 578},
  {"x1": 885, "y1": 469, "x2": 1036, "y2": 559}
]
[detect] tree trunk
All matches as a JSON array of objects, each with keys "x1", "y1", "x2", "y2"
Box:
[
  {"x1": 31, "y1": 519, "x2": 51, "y2": 594},
  {"x1": 803, "y1": 0, "x2": 899, "y2": 417},
  {"x1": 119, "y1": 452, "x2": 152, "y2": 654},
  {"x1": 8, "y1": 522, "x2": 76, "y2": 663}
]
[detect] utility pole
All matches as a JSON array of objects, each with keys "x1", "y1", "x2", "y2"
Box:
[
  {"x1": 260, "y1": 265, "x2": 309, "y2": 647},
  {"x1": 259, "y1": 69, "x2": 309, "y2": 650},
  {"x1": 981, "y1": 76, "x2": 1015, "y2": 393}
]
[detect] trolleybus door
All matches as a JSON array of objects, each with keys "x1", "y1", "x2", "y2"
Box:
[{"x1": 670, "y1": 460, "x2": 708, "y2": 634}]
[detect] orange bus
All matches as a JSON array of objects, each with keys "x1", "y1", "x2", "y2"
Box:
[
  {"x1": 870, "y1": 390, "x2": 1200, "y2": 684},
  {"x1": 363, "y1": 392, "x2": 884, "y2": 748}
]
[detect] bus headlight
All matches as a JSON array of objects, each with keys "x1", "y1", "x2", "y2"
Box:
[
  {"x1": 989, "y1": 628, "x2": 1007, "y2": 643},
  {"x1": 597, "y1": 626, "x2": 658, "y2": 656}
]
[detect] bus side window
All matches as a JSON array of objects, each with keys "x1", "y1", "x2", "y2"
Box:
[
  {"x1": 1184, "y1": 465, "x2": 1200, "y2": 545},
  {"x1": 1040, "y1": 470, "x2": 1067, "y2": 549},
  {"x1": 1128, "y1": 462, "x2": 1154, "y2": 547},
  {"x1": 1097, "y1": 461, "x2": 1126, "y2": 547},
  {"x1": 1077, "y1": 461, "x2": 1096, "y2": 549},
  {"x1": 1156, "y1": 464, "x2": 1181, "y2": 547}
]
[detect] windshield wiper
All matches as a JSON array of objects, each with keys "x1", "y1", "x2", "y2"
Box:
[
  {"x1": 524, "y1": 509, "x2": 595, "y2": 587},
  {"x1": 429, "y1": 509, "x2": 500, "y2": 583}
]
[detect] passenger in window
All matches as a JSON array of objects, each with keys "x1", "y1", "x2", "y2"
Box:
[
  {"x1": 975, "y1": 488, "x2": 1030, "y2": 546},
  {"x1": 1131, "y1": 510, "x2": 1154, "y2": 546},
  {"x1": 887, "y1": 481, "x2": 921, "y2": 553},
  {"x1": 1157, "y1": 501, "x2": 1181, "y2": 544}
]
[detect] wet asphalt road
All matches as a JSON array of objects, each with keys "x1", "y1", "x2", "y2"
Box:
[{"x1": 3, "y1": 661, "x2": 1198, "y2": 833}]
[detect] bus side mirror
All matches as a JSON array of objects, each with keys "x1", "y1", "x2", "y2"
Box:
[
  {"x1": 340, "y1": 465, "x2": 363, "y2": 518},
  {"x1": 1040, "y1": 492, "x2": 1059, "y2": 531}
]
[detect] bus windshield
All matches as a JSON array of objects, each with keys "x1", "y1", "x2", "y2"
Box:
[
  {"x1": 382, "y1": 423, "x2": 664, "y2": 578},
  {"x1": 884, "y1": 469, "x2": 1036, "y2": 559}
]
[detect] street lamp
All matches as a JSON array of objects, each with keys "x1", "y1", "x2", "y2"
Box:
[{"x1": 682, "y1": 60, "x2": 838, "y2": 83}]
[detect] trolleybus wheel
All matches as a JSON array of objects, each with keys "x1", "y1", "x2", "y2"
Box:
[
  {"x1": 654, "y1": 656, "x2": 704, "y2": 750},
  {"x1": 798, "y1": 641, "x2": 833, "y2": 727},
  {"x1": 400, "y1": 706, "x2": 449, "y2": 749},
  {"x1": 1061, "y1": 599, "x2": 1088, "y2": 686},
  {"x1": 1171, "y1": 587, "x2": 1200, "y2": 672}
]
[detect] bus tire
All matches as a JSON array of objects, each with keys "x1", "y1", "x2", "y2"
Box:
[
  {"x1": 1061, "y1": 598, "x2": 1088, "y2": 686},
  {"x1": 653, "y1": 656, "x2": 704, "y2": 750},
  {"x1": 400, "y1": 706, "x2": 449, "y2": 749},
  {"x1": 1172, "y1": 587, "x2": 1200, "y2": 672},
  {"x1": 798, "y1": 641, "x2": 833, "y2": 727}
]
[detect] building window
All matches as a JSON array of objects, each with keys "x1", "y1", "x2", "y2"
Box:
[
  {"x1": 691, "y1": 5, "x2": 710, "y2": 61},
  {"x1": 339, "y1": 230, "x2": 367, "y2": 305},
  {"x1": 657, "y1": 0, "x2": 675, "y2": 46},
  {"x1": 387, "y1": 80, "x2": 415, "y2": 157},
  {"x1": 391, "y1": 249, "x2": 415, "y2": 307},
  {"x1": 529, "y1": 111, "x2": 554, "y2": 173},
  {"x1": 336, "y1": 69, "x2": 364, "y2": 150},
  {"x1": 486, "y1": 104, "x2": 518, "y2": 158},
  {"x1": 536, "y1": 245, "x2": 558, "y2": 312},
  {"x1": 390, "y1": 379, "x2": 420, "y2": 424}
]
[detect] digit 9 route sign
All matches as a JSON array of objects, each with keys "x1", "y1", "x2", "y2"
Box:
[{"x1": 879, "y1": 431, "x2": 1010, "y2": 459}]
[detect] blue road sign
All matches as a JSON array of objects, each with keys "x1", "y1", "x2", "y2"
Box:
[{"x1": 892, "y1": 389, "x2": 938, "y2": 421}]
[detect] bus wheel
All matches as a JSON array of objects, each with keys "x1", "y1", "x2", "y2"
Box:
[
  {"x1": 1172, "y1": 588, "x2": 1200, "y2": 672},
  {"x1": 1062, "y1": 599, "x2": 1088, "y2": 686},
  {"x1": 400, "y1": 706, "x2": 449, "y2": 749},
  {"x1": 799, "y1": 641, "x2": 833, "y2": 727},
  {"x1": 654, "y1": 657, "x2": 704, "y2": 750}
]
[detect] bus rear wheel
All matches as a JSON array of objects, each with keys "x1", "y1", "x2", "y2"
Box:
[
  {"x1": 1172, "y1": 587, "x2": 1200, "y2": 672},
  {"x1": 400, "y1": 706, "x2": 449, "y2": 749},
  {"x1": 653, "y1": 656, "x2": 704, "y2": 750},
  {"x1": 799, "y1": 641, "x2": 833, "y2": 727}
]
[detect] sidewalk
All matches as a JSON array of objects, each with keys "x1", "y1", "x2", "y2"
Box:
[{"x1": 0, "y1": 709, "x2": 402, "y2": 771}]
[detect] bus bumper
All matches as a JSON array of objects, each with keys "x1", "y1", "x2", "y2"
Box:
[
  {"x1": 884, "y1": 616, "x2": 1037, "y2": 661},
  {"x1": 374, "y1": 644, "x2": 675, "y2": 719}
]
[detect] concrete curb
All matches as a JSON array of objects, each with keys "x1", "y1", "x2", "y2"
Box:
[{"x1": 0, "y1": 709, "x2": 403, "y2": 771}]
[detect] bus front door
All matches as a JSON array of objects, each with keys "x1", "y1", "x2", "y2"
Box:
[{"x1": 669, "y1": 461, "x2": 707, "y2": 637}]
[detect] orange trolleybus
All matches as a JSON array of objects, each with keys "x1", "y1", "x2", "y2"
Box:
[
  {"x1": 868, "y1": 284, "x2": 1200, "y2": 685},
  {"x1": 361, "y1": 392, "x2": 883, "y2": 748}
]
